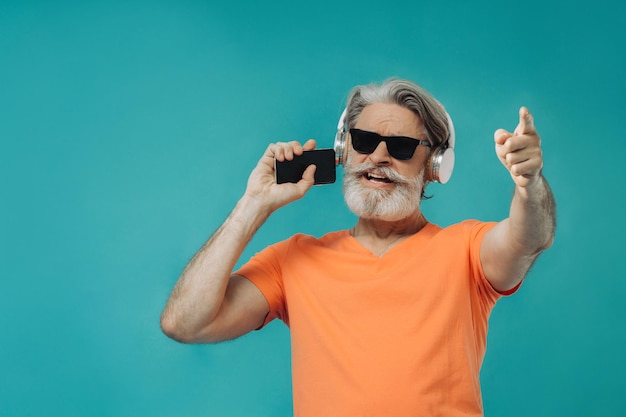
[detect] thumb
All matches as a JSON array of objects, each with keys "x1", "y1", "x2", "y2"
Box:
[
  {"x1": 514, "y1": 106, "x2": 536, "y2": 135},
  {"x1": 296, "y1": 164, "x2": 317, "y2": 192},
  {"x1": 494, "y1": 128, "x2": 512, "y2": 146}
]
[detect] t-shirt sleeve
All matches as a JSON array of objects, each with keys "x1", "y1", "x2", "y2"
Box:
[
  {"x1": 466, "y1": 220, "x2": 521, "y2": 308},
  {"x1": 235, "y1": 239, "x2": 290, "y2": 327}
]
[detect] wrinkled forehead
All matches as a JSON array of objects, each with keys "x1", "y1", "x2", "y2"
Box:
[{"x1": 354, "y1": 103, "x2": 425, "y2": 138}]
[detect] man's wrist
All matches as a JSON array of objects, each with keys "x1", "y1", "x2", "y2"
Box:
[{"x1": 236, "y1": 194, "x2": 273, "y2": 227}]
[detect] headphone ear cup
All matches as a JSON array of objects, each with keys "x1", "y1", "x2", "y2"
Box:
[
  {"x1": 426, "y1": 146, "x2": 455, "y2": 184},
  {"x1": 426, "y1": 109, "x2": 456, "y2": 184},
  {"x1": 334, "y1": 108, "x2": 348, "y2": 165},
  {"x1": 334, "y1": 130, "x2": 347, "y2": 165}
]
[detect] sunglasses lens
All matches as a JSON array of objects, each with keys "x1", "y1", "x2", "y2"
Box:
[
  {"x1": 350, "y1": 129, "x2": 419, "y2": 160},
  {"x1": 387, "y1": 138, "x2": 418, "y2": 160},
  {"x1": 351, "y1": 130, "x2": 379, "y2": 154}
]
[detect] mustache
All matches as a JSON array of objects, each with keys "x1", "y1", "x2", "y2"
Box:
[{"x1": 345, "y1": 162, "x2": 412, "y2": 185}]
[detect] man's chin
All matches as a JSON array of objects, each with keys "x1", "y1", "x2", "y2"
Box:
[
  {"x1": 357, "y1": 212, "x2": 412, "y2": 222},
  {"x1": 345, "y1": 194, "x2": 418, "y2": 222},
  {"x1": 343, "y1": 169, "x2": 425, "y2": 222}
]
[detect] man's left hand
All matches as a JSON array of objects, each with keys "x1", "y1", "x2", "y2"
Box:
[{"x1": 494, "y1": 107, "x2": 543, "y2": 189}]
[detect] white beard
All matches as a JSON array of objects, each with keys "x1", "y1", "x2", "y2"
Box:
[{"x1": 343, "y1": 158, "x2": 426, "y2": 222}]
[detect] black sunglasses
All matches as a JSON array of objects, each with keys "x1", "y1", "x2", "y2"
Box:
[{"x1": 349, "y1": 128, "x2": 431, "y2": 160}]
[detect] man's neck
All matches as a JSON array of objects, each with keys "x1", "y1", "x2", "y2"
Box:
[{"x1": 350, "y1": 211, "x2": 428, "y2": 257}]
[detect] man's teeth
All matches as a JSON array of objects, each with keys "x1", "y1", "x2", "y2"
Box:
[{"x1": 366, "y1": 173, "x2": 392, "y2": 182}]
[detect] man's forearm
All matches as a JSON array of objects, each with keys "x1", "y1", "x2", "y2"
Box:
[
  {"x1": 508, "y1": 175, "x2": 556, "y2": 256},
  {"x1": 160, "y1": 195, "x2": 270, "y2": 342}
]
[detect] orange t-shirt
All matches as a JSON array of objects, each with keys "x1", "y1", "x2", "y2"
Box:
[{"x1": 237, "y1": 220, "x2": 514, "y2": 417}]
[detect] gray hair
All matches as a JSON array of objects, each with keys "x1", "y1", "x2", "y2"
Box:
[{"x1": 345, "y1": 78, "x2": 451, "y2": 147}]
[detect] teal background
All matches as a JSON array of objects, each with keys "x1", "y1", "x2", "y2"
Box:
[{"x1": 1, "y1": 0, "x2": 624, "y2": 416}]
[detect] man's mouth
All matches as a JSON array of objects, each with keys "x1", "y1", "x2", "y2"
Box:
[{"x1": 364, "y1": 172, "x2": 394, "y2": 184}]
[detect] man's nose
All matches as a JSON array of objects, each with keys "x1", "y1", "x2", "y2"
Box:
[{"x1": 368, "y1": 141, "x2": 392, "y2": 165}]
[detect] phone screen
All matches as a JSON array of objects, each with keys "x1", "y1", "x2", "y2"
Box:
[{"x1": 275, "y1": 149, "x2": 336, "y2": 185}]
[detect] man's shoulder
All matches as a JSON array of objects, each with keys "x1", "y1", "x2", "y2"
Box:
[
  {"x1": 432, "y1": 219, "x2": 498, "y2": 241},
  {"x1": 438, "y1": 219, "x2": 495, "y2": 230},
  {"x1": 289, "y1": 230, "x2": 351, "y2": 246}
]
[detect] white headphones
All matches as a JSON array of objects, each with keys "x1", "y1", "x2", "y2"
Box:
[{"x1": 333, "y1": 107, "x2": 456, "y2": 184}]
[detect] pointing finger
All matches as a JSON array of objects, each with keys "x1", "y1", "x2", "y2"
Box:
[{"x1": 515, "y1": 106, "x2": 536, "y2": 136}]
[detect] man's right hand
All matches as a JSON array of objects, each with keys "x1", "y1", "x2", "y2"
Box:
[{"x1": 244, "y1": 139, "x2": 318, "y2": 214}]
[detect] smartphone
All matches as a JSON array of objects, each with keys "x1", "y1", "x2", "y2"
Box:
[{"x1": 275, "y1": 149, "x2": 336, "y2": 185}]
